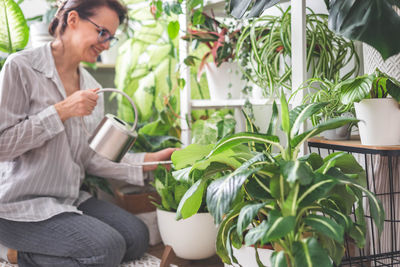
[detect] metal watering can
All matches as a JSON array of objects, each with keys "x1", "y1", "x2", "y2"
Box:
[{"x1": 82, "y1": 88, "x2": 172, "y2": 166}]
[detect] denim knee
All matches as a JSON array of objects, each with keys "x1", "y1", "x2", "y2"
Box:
[{"x1": 123, "y1": 218, "x2": 149, "y2": 262}]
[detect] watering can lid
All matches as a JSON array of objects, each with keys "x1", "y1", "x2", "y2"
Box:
[{"x1": 104, "y1": 113, "x2": 137, "y2": 137}]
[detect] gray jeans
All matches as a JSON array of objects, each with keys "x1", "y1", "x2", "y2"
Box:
[{"x1": 0, "y1": 197, "x2": 149, "y2": 267}]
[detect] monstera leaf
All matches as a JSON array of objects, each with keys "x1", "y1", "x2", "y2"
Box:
[
  {"x1": 328, "y1": 0, "x2": 400, "y2": 60},
  {"x1": 0, "y1": 0, "x2": 29, "y2": 53}
]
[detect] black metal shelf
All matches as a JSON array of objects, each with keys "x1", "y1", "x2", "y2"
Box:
[{"x1": 308, "y1": 137, "x2": 400, "y2": 267}]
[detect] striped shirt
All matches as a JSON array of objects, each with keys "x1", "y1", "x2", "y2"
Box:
[{"x1": 0, "y1": 43, "x2": 145, "y2": 222}]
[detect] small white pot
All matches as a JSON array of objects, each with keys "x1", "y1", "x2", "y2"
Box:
[
  {"x1": 224, "y1": 246, "x2": 274, "y2": 267},
  {"x1": 354, "y1": 98, "x2": 400, "y2": 146},
  {"x1": 156, "y1": 209, "x2": 217, "y2": 260},
  {"x1": 321, "y1": 123, "x2": 351, "y2": 141},
  {"x1": 205, "y1": 61, "x2": 246, "y2": 100}
]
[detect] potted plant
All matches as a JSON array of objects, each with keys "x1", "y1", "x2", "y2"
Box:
[
  {"x1": 235, "y1": 6, "x2": 360, "y2": 97},
  {"x1": 292, "y1": 78, "x2": 355, "y2": 140},
  {"x1": 152, "y1": 161, "x2": 218, "y2": 260},
  {"x1": 183, "y1": 13, "x2": 247, "y2": 100},
  {"x1": 337, "y1": 69, "x2": 400, "y2": 146},
  {"x1": 174, "y1": 93, "x2": 385, "y2": 266}
]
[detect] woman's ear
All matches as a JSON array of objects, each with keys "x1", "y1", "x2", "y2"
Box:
[{"x1": 66, "y1": 10, "x2": 80, "y2": 29}]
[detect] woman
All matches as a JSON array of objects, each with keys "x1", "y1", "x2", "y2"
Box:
[{"x1": 0, "y1": 0, "x2": 175, "y2": 266}]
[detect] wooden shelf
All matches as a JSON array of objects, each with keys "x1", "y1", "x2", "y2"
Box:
[{"x1": 191, "y1": 98, "x2": 277, "y2": 109}]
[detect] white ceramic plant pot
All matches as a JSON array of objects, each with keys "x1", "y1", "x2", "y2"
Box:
[
  {"x1": 354, "y1": 98, "x2": 400, "y2": 146},
  {"x1": 156, "y1": 209, "x2": 217, "y2": 260},
  {"x1": 205, "y1": 61, "x2": 246, "y2": 100},
  {"x1": 224, "y1": 246, "x2": 274, "y2": 267},
  {"x1": 30, "y1": 22, "x2": 54, "y2": 48}
]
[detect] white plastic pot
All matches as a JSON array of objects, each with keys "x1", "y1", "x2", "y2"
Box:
[
  {"x1": 224, "y1": 246, "x2": 274, "y2": 267},
  {"x1": 321, "y1": 123, "x2": 351, "y2": 140},
  {"x1": 205, "y1": 61, "x2": 246, "y2": 100},
  {"x1": 354, "y1": 98, "x2": 400, "y2": 146},
  {"x1": 156, "y1": 209, "x2": 217, "y2": 260}
]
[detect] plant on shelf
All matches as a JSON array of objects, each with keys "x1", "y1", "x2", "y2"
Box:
[
  {"x1": 294, "y1": 78, "x2": 354, "y2": 127},
  {"x1": 236, "y1": 6, "x2": 360, "y2": 96},
  {"x1": 173, "y1": 93, "x2": 385, "y2": 266},
  {"x1": 228, "y1": 0, "x2": 400, "y2": 60},
  {"x1": 0, "y1": 0, "x2": 29, "y2": 71},
  {"x1": 182, "y1": 13, "x2": 242, "y2": 78}
]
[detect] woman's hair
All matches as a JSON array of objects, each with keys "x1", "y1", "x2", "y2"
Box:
[{"x1": 49, "y1": 0, "x2": 128, "y2": 37}]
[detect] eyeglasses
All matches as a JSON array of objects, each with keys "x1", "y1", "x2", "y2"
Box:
[{"x1": 85, "y1": 18, "x2": 118, "y2": 47}]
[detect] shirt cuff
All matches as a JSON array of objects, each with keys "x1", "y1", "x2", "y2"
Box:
[
  {"x1": 38, "y1": 105, "x2": 64, "y2": 138},
  {"x1": 122, "y1": 152, "x2": 146, "y2": 186}
]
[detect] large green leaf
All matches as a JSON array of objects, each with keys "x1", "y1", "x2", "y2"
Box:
[
  {"x1": 328, "y1": 0, "x2": 400, "y2": 60},
  {"x1": 297, "y1": 173, "x2": 337, "y2": 207},
  {"x1": 0, "y1": 0, "x2": 29, "y2": 53},
  {"x1": 267, "y1": 101, "x2": 279, "y2": 136},
  {"x1": 171, "y1": 144, "x2": 213, "y2": 169},
  {"x1": 339, "y1": 74, "x2": 374, "y2": 105},
  {"x1": 280, "y1": 160, "x2": 315, "y2": 186},
  {"x1": 304, "y1": 214, "x2": 344, "y2": 243},
  {"x1": 293, "y1": 237, "x2": 332, "y2": 267},
  {"x1": 237, "y1": 202, "x2": 267, "y2": 236},
  {"x1": 207, "y1": 168, "x2": 260, "y2": 224},
  {"x1": 271, "y1": 251, "x2": 288, "y2": 267},
  {"x1": 229, "y1": 0, "x2": 282, "y2": 19},
  {"x1": 208, "y1": 132, "x2": 281, "y2": 158},
  {"x1": 176, "y1": 178, "x2": 207, "y2": 219},
  {"x1": 291, "y1": 117, "x2": 358, "y2": 150},
  {"x1": 289, "y1": 102, "x2": 329, "y2": 139},
  {"x1": 280, "y1": 91, "x2": 291, "y2": 137}
]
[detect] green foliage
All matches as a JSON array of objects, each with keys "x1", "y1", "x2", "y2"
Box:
[
  {"x1": 295, "y1": 78, "x2": 355, "y2": 126},
  {"x1": 172, "y1": 97, "x2": 384, "y2": 267},
  {"x1": 0, "y1": 0, "x2": 29, "y2": 53},
  {"x1": 339, "y1": 69, "x2": 400, "y2": 105},
  {"x1": 236, "y1": 7, "x2": 360, "y2": 96},
  {"x1": 81, "y1": 175, "x2": 114, "y2": 198},
  {"x1": 191, "y1": 111, "x2": 236, "y2": 145}
]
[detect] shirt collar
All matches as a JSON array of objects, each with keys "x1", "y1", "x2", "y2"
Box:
[{"x1": 31, "y1": 42, "x2": 56, "y2": 79}]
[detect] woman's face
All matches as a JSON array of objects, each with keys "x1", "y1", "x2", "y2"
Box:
[{"x1": 70, "y1": 6, "x2": 120, "y2": 63}]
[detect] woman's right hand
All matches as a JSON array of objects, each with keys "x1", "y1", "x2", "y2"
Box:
[{"x1": 54, "y1": 88, "x2": 99, "y2": 122}]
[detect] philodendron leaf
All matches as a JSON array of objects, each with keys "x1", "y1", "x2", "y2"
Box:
[
  {"x1": 167, "y1": 20, "x2": 180, "y2": 40},
  {"x1": 304, "y1": 214, "x2": 344, "y2": 243},
  {"x1": 339, "y1": 74, "x2": 374, "y2": 105},
  {"x1": 176, "y1": 178, "x2": 207, "y2": 219},
  {"x1": 293, "y1": 237, "x2": 332, "y2": 267},
  {"x1": 271, "y1": 251, "x2": 288, "y2": 267},
  {"x1": 0, "y1": 0, "x2": 29, "y2": 53},
  {"x1": 280, "y1": 160, "x2": 315, "y2": 185},
  {"x1": 172, "y1": 167, "x2": 191, "y2": 183},
  {"x1": 328, "y1": 0, "x2": 400, "y2": 60},
  {"x1": 208, "y1": 132, "x2": 281, "y2": 158},
  {"x1": 280, "y1": 90, "x2": 291, "y2": 137},
  {"x1": 171, "y1": 144, "x2": 213, "y2": 169}
]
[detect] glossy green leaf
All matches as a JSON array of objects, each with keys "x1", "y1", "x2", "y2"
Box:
[
  {"x1": 280, "y1": 160, "x2": 315, "y2": 185},
  {"x1": 298, "y1": 153, "x2": 324, "y2": 171},
  {"x1": 328, "y1": 0, "x2": 400, "y2": 60},
  {"x1": 171, "y1": 144, "x2": 213, "y2": 169},
  {"x1": 280, "y1": 91, "x2": 291, "y2": 136},
  {"x1": 291, "y1": 118, "x2": 358, "y2": 150},
  {"x1": 305, "y1": 214, "x2": 344, "y2": 243},
  {"x1": 237, "y1": 202, "x2": 266, "y2": 236},
  {"x1": 176, "y1": 178, "x2": 207, "y2": 219},
  {"x1": 290, "y1": 102, "x2": 329, "y2": 139},
  {"x1": 0, "y1": 0, "x2": 29, "y2": 53},
  {"x1": 339, "y1": 74, "x2": 374, "y2": 105},
  {"x1": 229, "y1": 0, "x2": 282, "y2": 19},
  {"x1": 267, "y1": 101, "x2": 279, "y2": 136},
  {"x1": 207, "y1": 157, "x2": 262, "y2": 224},
  {"x1": 293, "y1": 237, "x2": 332, "y2": 267},
  {"x1": 208, "y1": 132, "x2": 281, "y2": 158},
  {"x1": 271, "y1": 251, "x2": 288, "y2": 267},
  {"x1": 297, "y1": 173, "x2": 337, "y2": 207},
  {"x1": 318, "y1": 235, "x2": 345, "y2": 266},
  {"x1": 172, "y1": 167, "x2": 191, "y2": 183}
]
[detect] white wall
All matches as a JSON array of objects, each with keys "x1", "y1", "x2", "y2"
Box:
[{"x1": 20, "y1": 0, "x2": 49, "y2": 19}]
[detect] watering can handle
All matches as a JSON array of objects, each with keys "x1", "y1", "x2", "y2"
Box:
[{"x1": 81, "y1": 88, "x2": 138, "y2": 136}]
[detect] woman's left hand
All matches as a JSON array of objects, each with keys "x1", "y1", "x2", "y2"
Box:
[{"x1": 143, "y1": 148, "x2": 179, "y2": 172}]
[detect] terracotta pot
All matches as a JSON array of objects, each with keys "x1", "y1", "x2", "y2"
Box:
[{"x1": 115, "y1": 185, "x2": 160, "y2": 214}]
